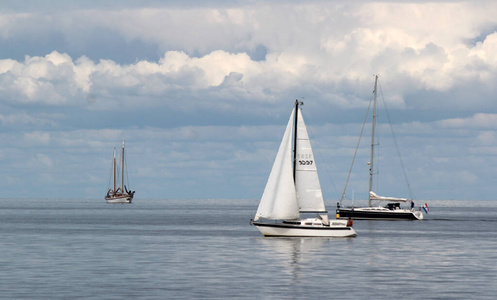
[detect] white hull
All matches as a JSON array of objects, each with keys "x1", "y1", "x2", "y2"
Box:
[
  {"x1": 105, "y1": 195, "x2": 133, "y2": 204},
  {"x1": 252, "y1": 219, "x2": 357, "y2": 237}
]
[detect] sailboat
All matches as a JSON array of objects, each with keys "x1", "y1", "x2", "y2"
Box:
[
  {"x1": 251, "y1": 100, "x2": 357, "y2": 237},
  {"x1": 105, "y1": 140, "x2": 135, "y2": 204},
  {"x1": 336, "y1": 75, "x2": 424, "y2": 220}
]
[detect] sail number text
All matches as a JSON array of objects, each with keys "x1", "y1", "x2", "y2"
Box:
[{"x1": 298, "y1": 160, "x2": 313, "y2": 165}]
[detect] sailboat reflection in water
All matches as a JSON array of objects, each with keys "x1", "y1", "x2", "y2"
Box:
[{"x1": 251, "y1": 100, "x2": 357, "y2": 237}]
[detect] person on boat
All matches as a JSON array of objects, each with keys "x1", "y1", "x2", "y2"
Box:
[
  {"x1": 347, "y1": 217, "x2": 353, "y2": 227},
  {"x1": 411, "y1": 201, "x2": 415, "y2": 209}
]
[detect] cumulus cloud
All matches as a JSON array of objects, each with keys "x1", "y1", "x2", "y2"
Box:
[
  {"x1": 0, "y1": 1, "x2": 496, "y2": 112},
  {"x1": 0, "y1": 49, "x2": 300, "y2": 109},
  {"x1": 0, "y1": 51, "x2": 93, "y2": 104}
]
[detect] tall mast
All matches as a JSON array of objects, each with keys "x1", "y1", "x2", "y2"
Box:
[
  {"x1": 369, "y1": 75, "x2": 378, "y2": 206},
  {"x1": 121, "y1": 140, "x2": 125, "y2": 192},
  {"x1": 113, "y1": 147, "x2": 116, "y2": 193},
  {"x1": 293, "y1": 100, "x2": 299, "y2": 181}
]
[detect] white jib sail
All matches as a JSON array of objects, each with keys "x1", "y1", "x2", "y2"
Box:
[
  {"x1": 369, "y1": 191, "x2": 409, "y2": 202},
  {"x1": 295, "y1": 109, "x2": 326, "y2": 213},
  {"x1": 254, "y1": 109, "x2": 300, "y2": 221}
]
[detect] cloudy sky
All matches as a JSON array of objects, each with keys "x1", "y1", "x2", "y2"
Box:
[{"x1": 0, "y1": 0, "x2": 496, "y2": 201}]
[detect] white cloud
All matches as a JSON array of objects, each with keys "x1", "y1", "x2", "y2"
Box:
[
  {"x1": 439, "y1": 113, "x2": 497, "y2": 129},
  {"x1": 476, "y1": 131, "x2": 496, "y2": 146},
  {"x1": 0, "y1": 1, "x2": 497, "y2": 113},
  {"x1": 24, "y1": 131, "x2": 51, "y2": 145},
  {"x1": 0, "y1": 51, "x2": 94, "y2": 104}
]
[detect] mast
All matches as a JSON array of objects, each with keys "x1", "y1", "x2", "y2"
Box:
[
  {"x1": 369, "y1": 75, "x2": 378, "y2": 207},
  {"x1": 293, "y1": 100, "x2": 299, "y2": 181},
  {"x1": 121, "y1": 140, "x2": 125, "y2": 193},
  {"x1": 113, "y1": 147, "x2": 116, "y2": 193}
]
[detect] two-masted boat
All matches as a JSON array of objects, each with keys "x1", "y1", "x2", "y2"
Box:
[
  {"x1": 336, "y1": 75, "x2": 424, "y2": 220},
  {"x1": 105, "y1": 140, "x2": 135, "y2": 204},
  {"x1": 251, "y1": 100, "x2": 357, "y2": 237}
]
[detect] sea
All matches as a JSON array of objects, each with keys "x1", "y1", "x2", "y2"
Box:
[{"x1": 1, "y1": 198, "x2": 496, "y2": 300}]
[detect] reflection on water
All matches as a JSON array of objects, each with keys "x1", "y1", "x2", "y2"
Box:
[
  {"x1": 256, "y1": 237, "x2": 326, "y2": 277},
  {"x1": 1, "y1": 198, "x2": 497, "y2": 299},
  {"x1": 254, "y1": 236, "x2": 357, "y2": 288},
  {"x1": 256, "y1": 236, "x2": 328, "y2": 255}
]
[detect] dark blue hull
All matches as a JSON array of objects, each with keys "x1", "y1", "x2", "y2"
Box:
[{"x1": 336, "y1": 208, "x2": 422, "y2": 220}]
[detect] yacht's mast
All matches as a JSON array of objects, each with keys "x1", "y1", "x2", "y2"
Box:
[
  {"x1": 121, "y1": 140, "x2": 125, "y2": 192},
  {"x1": 293, "y1": 100, "x2": 299, "y2": 181},
  {"x1": 369, "y1": 75, "x2": 378, "y2": 206},
  {"x1": 113, "y1": 147, "x2": 116, "y2": 193}
]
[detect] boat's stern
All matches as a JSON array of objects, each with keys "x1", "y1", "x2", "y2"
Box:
[{"x1": 413, "y1": 210, "x2": 424, "y2": 220}]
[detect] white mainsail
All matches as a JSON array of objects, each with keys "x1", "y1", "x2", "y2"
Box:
[
  {"x1": 369, "y1": 191, "x2": 409, "y2": 202},
  {"x1": 254, "y1": 109, "x2": 300, "y2": 221},
  {"x1": 295, "y1": 109, "x2": 326, "y2": 213}
]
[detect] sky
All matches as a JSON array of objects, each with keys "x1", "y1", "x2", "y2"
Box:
[{"x1": 0, "y1": 0, "x2": 496, "y2": 201}]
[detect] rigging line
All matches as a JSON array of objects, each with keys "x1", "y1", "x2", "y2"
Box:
[
  {"x1": 378, "y1": 81, "x2": 415, "y2": 200},
  {"x1": 340, "y1": 92, "x2": 374, "y2": 204},
  {"x1": 117, "y1": 150, "x2": 123, "y2": 190},
  {"x1": 124, "y1": 150, "x2": 132, "y2": 189},
  {"x1": 300, "y1": 109, "x2": 340, "y2": 199},
  {"x1": 374, "y1": 103, "x2": 380, "y2": 193},
  {"x1": 124, "y1": 151, "x2": 129, "y2": 189},
  {"x1": 122, "y1": 150, "x2": 129, "y2": 189},
  {"x1": 117, "y1": 163, "x2": 121, "y2": 190},
  {"x1": 107, "y1": 150, "x2": 113, "y2": 192}
]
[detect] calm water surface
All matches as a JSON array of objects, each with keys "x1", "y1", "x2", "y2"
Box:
[{"x1": 1, "y1": 198, "x2": 496, "y2": 299}]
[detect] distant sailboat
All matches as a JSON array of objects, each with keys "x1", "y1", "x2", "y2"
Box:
[
  {"x1": 336, "y1": 75, "x2": 424, "y2": 220},
  {"x1": 251, "y1": 100, "x2": 357, "y2": 237},
  {"x1": 105, "y1": 140, "x2": 135, "y2": 204}
]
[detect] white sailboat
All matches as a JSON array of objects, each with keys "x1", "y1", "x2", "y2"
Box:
[
  {"x1": 105, "y1": 140, "x2": 135, "y2": 204},
  {"x1": 251, "y1": 100, "x2": 357, "y2": 237},
  {"x1": 337, "y1": 75, "x2": 424, "y2": 220}
]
